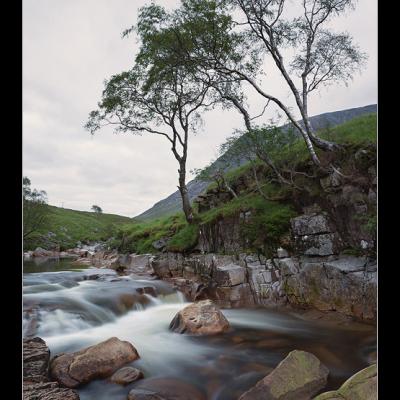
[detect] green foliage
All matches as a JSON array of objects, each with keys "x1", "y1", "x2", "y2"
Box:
[
  {"x1": 23, "y1": 177, "x2": 49, "y2": 240},
  {"x1": 166, "y1": 223, "x2": 199, "y2": 253},
  {"x1": 91, "y1": 205, "x2": 103, "y2": 214},
  {"x1": 118, "y1": 213, "x2": 187, "y2": 254}
]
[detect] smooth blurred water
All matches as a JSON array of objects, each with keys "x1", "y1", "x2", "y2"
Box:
[{"x1": 23, "y1": 259, "x2": 376, "y2": 400}]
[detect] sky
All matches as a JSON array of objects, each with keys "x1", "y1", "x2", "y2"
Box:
[{"x1": 23, "y1": 0, "x2": 377, "y2": 217}]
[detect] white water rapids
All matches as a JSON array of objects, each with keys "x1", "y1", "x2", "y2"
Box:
[{"x1": 23, "y1": 258, "x2": 376, "y2": 400}]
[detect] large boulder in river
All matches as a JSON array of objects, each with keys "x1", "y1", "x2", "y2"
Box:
[
  {"x1": 314, "y1": 364, "x2": 377, "y2": 400},
  {"x1": 169, "y1": 300, "x2": 230, "y2": 335},
  {"x1": 127, "y1": 377, "x2": 206, "y2": 400},
  {"x1": 50, "y1": 337, "x2": 139, "y2": 388},
  {"x1": 239, "y1": 350, "x2": 329, "y2": 400}
]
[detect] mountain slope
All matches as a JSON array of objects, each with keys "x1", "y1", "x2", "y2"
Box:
[{"x1": 135, "y1": 104, "x2": 377, "y2": 221}]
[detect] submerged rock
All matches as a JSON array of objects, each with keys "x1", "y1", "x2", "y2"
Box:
[
  {"x1": 314, "y1": 364, "x2": 377, "y2": 400},
  {"x1": 127, "y1": 377, "x2": 206, "y2": 400},
  {"x1": 50, "y1": 337, "x2": 139, "y2": 388},
  {"x1": 110, "y1": 366, "x2": 143, "y2": 385},
  {"x1": 169, "y1": 300, "x2": 230, "y2": 335},
  {"x1": 239, "y1": 350, "x2": 329, "y2": 400}
]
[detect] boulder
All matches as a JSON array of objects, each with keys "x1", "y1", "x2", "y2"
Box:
[
  {"x1": 169, "y1": 300, "x2": 230, "y2": 335},
  {"x1": 314, "y1": 364, "x2": 376, "y2": 400},
  {"x1": 214, "y1": 263, "x2": 246, "y2": 286},
  {"x1": 128, "y1": 377, "x2": 206, "y2": 400},
  {"x1": 239, "y1": 350, "x2": 329, "y2": 400},
  {"x1": 110, "y1": 366, "x2": 143, "y2": 385},
  {"x1": 291, "y1": 214, "x2": 331, "y2": 236},
  {"x1": 50, "y1": 337, "x2": 139, "y2": 388},
  {"x1": 32, "y1": 247, "x2": 58, "y2": 258}
]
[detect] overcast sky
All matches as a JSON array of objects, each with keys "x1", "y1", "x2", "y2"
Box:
[{"x1": 23, "y1": 0, "x2": 377, "y2": 217}]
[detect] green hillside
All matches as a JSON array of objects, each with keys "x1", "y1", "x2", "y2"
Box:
[
  {"x1": 24, "y1": 205, "x2": 132, "y2": 251},
  {"x1": 114, "y1": 113, "x2": 377, "y2": 255}
]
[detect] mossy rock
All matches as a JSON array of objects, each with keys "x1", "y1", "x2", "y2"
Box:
[{"x1": 314, "y1": 364, "x2": 376, "y2": 400}]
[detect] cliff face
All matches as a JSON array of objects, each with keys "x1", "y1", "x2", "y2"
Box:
[
  {"x1": 150, "y1": 141, "x2": 376, "y2": 322},
  {"x1": 195, "y1": 144, "x2": 376, "y2": 258}
]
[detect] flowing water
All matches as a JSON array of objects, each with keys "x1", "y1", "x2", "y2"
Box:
[{"x1": 23, "y1": 258, "x2": 376, "y2": 400}]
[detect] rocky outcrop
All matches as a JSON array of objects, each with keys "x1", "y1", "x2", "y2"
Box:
[
  {"x1": 169, "y1": 300, "x2": 230, "y2": 335},
  {"x1": 314, "y1": 364, "x2": 376, "y2": 400},
  {"x1": 23, "y1": 337, "x2": 50, "y2": 383},
  {"x1": 110, "y1": 366, "x2": 143, "y2": 385},
  {"x1": 150, "y1": 249, "x2": 376, "y2": 321},
  {"x1": 239, "y1": 350, "x2": 329, "y2": 400},
  {"x1": 50, "y1": 337, "x2": 139, "y2": 388},
  {"x1": 291, "y1": 213, "x2": 342, "y2": 256},
  {"x1": 23, "y1": 382, "x2": 80, "y2": 400},
  {"x1": 284, "y1": 256, "x2": 376, "y2": 321},
  {"x1": 23, "y1": 337, "x2": 80, "y2": 400},
  {"x1": 127, "y1": 377, "x2": 206, "y2": 400}
]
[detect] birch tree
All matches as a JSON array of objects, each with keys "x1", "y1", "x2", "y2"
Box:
[
  {"x1": 161, "y1": 0, "x2": 367, "y2": 166},
  {"x1": 85, "y1": 5, "x2": 218, "y2": 223}
]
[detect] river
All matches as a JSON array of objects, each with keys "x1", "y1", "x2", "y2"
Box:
[{"x1": 23, "y1": 258, "x2": 376, "y2": 399}]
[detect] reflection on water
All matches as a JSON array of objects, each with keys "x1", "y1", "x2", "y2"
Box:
[{"x1": 23, "y1": 259, "x2": 376, "y2": 400}]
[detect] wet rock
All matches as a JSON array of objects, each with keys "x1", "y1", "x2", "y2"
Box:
[
  {"x1": 23, "y1": 337, "x2": 80, "y2": 400},
  {"x1": 291, "y1": 214, "x2": 331, "y2": 236},
  {"x1": 136, "y1": 286, "x2": 157, "y2": 297},
  {"x1": 285, "y1": 261, "x2": 376, "y2": 321},
  {"x1": 110, "y1": 366, "x2": 143, "y2": 385},
  {"x1": 169, "y1": 300, "x2": 230, "y2": 335},
  {"x1": 314, "y1": 364, "x2": 376, "y2": 400},
  {"x1": 23, "y1": 337, "x2": 50, "y2": 383},
  {"x1": 213, "y1": 283, "x2": 255, "y2": 308},
  {"x1": 23, "y1": 381, "x2": 80, "y2": 400},
  {"x1": 128, "y1": 377, "x2": 206, "y2": 400},
  {"x1": 127, "y1": 388, "x2": 166, "y2": 400},
  {"x1": 50, "y1": 337, "x2": 139, "y2": 388},
  {"x1": 239, "y1": 350, "x2": 329, "y2": 400},
  {"x1": 214, "y1": 263, "x2": 246, "y2": 286}
]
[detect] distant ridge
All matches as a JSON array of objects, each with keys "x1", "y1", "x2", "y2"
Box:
[{"x1": 135, "y1": 104, "x2": 377, "y2": 221}]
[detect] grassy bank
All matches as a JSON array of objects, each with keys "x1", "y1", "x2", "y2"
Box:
[{"x1": 24, "y1": 205, "x2": 132, "y2": 250}]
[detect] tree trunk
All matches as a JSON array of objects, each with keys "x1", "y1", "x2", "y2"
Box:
[{"x1": 178, "y1": 162, "x2": 194, "y2": 224}]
